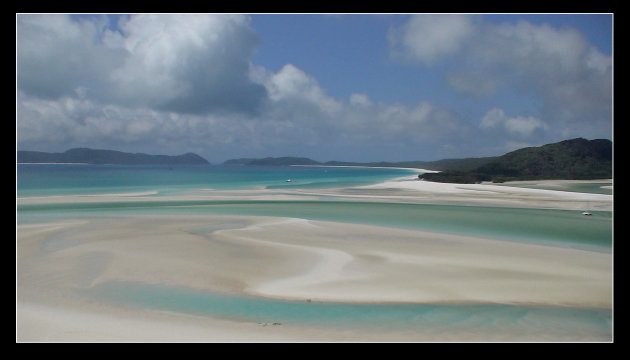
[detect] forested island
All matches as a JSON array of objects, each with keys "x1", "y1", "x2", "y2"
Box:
[
  {"x1": 18, "y1": 138, "x2": 612, "y2": 183},
  {"x1": 417, "y1": 138, "x2": 612, "y2": 183},
  {"x1": 17, "y1": 148, "x2": 210, "y2": 165},
  {"x1": 223, "y1": 138, "x2": 612, "y2": 183}
]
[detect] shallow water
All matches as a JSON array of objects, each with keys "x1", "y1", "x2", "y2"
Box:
[
  {"x1": 17, "y1": 164, "x2": 613, "y2": 341},
  {"x1": 17, "y1": 164, "x2": 612, "y2": 252},
  {"x1": 17, "y1": 199, "x2": 612, "y2": 252},
  {"x1": 16, "y1": 164, "x2": 418, "y2": 197},
  {"x1": 83, "y1": 281, "x2": 612, "y2": 341},
  {"x1": 496, "y1": 181, "x2": 613, "y2": 195}
]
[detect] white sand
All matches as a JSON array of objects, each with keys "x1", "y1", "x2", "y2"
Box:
[
  {"x1": 16, "y1": 177, "x2": 613, "y2": 212},
  {"x1": 17, "y1": 302, "x2": 303, "y2": 342},
  {"x1": 350, "y1": 176, "x2": 613, "y2": 211},
  {"x1": 16, "y1": 177, "x2": 613, "y2": 342}
]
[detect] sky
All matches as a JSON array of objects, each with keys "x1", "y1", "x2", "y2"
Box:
[{"x1": 16, "y1": 13, "x2": 613, "y2": 163}]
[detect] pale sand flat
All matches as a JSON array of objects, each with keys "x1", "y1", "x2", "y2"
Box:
[
  {"x1": 16, "y1": 177, "x2": 613, "y2": 211},
  {"x1": 17, "y1": 176, "x2": 613, "y2": 342},
  {"x1": 17, "y1": 211, "x2": 612, "y2": 341}
]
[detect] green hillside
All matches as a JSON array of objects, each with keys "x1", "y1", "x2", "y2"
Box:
[
  {"x1": 17, "y1": 148, "x2": 210, "y2": 165},
  {"x1": 419, "y1": 138, "x2": 612, "y2": 183}
]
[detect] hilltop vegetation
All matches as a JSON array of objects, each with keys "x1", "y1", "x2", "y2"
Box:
[
  {"x1": 419, "y1": 138, "x2": 612, "y2": 183},
  {"x1": 223, "y1": 156, "x2": 498, "y2": 170},
  {"x1": 18, "y1": 138, "x2": 612, "y2": 183},
  {"x1": 17, "y1": 148, "x2": 210, "y2": 165},
  {"x1": 222, "y1": 138, "x2": 612, "y2": 184}
]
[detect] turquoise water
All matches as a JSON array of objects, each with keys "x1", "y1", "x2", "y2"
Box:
[
  {"x1": 17, "y1": 164, "x2": 613, "y2": 340},
  {"x1": 83, "y1": 281, "x2": 612, "y2": 340},
  {"x1": 17, "y1": 200, "x2": 612, "y2": 251},
  {"x1": 496, "y1": 181, "x2": 613, "y2": 195},
  {"x1": 16, "y1": 164, "x2": 417, "y2": 197}
]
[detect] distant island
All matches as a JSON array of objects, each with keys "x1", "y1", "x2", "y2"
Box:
[
  {"x1": 17, "y1": 138, "x2": 612, "y2": 183},
  {"x1": 223, "y1": 138, "x2": 612, "y2": 183},
  {"x1": 223, "y1": 156, "x2": 498, "y2": 171},
  {"x1": 223, "y1": 157, "x2": 321, "y2": 166},
  {"x1": 17, "y1": 148, "x2": 210, "y2": 165}
]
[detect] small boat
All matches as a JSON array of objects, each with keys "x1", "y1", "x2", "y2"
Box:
[
  {"x1": 286, "y1": 179, "x2": 293, "y2": 182},
  {"x1": 582, "y1": 202, "x2": 592, "y2": 215}
]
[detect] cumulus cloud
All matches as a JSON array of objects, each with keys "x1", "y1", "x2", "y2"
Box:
[
  {"x1": 464, "y1": 20, "x2": 612, "y2": 124},
  {"x1": 17, "y1": 14, "x2": 267, "y2": 115},
  {"x1": 105, "y1": 14, "x2": 267, "y2": 114},
  {"x1": 389, "y1": 15, "x2": 612, "y2": 141},
  {"x1": 16, "y1": 14, "x2": 611, "y2": 162},
  {"x1": 481, "y1": 108, "x2": 549, "y2": 138},
  {"x1": 349, "y1": 93, "x2": 373, "y2": 107},
  {"x1": 388, "y1": 14, "x2": 476, "y2": 65},
  {"x1": 248, "y1": 63, "x2": 472, "y2": 156},
  {"x1": 18, "y1": 50, "x2": 471, "y2": 162},
  {"x1": 262, "y1": 63, "x2": 342, "y2": 115},
  {"x1": 17, "y1": 15, "x2": 127, "y2": 99}
]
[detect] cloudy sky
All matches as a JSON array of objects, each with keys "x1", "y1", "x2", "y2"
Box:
[{"x1": 16, "y1": 13, "x2": 613, "y2": 163}]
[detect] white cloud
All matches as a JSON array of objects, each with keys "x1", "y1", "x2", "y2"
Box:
[
  {"x1": 504, "y1": 116, "x2": 549, "y2": 137},
  {"x1": 480, "y1": 108, "x2": 507, "y2": 129},
  {"x1": 17, "y1": 14, "x2": 267, "y2": 115},
  {"x1": 349, "y1": 93, "x2": 372, "y2": 107},
  {"x1": 17, "y1": 14, "x2": 611, "y2": 162},
  {"x1": 254, "y1": 64, "x2": 468, "y2": 146},
  {"x1": 388, "y1": 14, "x2": 475, "y2": 65},
  {"x1": 262, "y1": 63, "x2": 343, "y2": 115},
  {"x1": 18, "y1": 55, "x2": 473, "y2": 161},
  {"x1": 390, "y1": 15, "x2": 612, "y2": 139},
  {"x1": 481, "y1": 108, "x2": 549, "y2": 138},
  {"x1": 336, "y1": 99, "x2": 470, "y2": 146},
  {"x1": 17, "y1": 14, "x2": 127, "y2": 99},
  {"x1": 108, "y1": 14, "x2": 267, "y2": 114}
]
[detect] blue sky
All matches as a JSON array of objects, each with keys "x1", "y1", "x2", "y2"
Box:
[
  {"x1": 17, "y1": 14, "x2": 613, "y2": 163},
  {"x1": 252, "y1": 14, "x2": 612, "y2": 100}
]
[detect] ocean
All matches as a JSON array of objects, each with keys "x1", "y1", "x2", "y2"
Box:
[
  {"x1": 16, "y1": 163, "x2": 418, "y2": 197},
  {"x1": 16, "y1": 164, "x2": 612, "y2": 251},
  {"x1": 16, "y1": 164, "x2": 613, "y2": 341}
]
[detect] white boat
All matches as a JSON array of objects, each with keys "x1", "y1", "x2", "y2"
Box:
[
  {"x1": 582, "y1": 202, "x2": 592, "y2": 215},
  {"x1": 286, "y1": 179, "x2": 292, "y2": 182}
]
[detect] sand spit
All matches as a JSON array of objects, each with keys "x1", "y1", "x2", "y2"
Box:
[
  {"x1": 17, "y1": 211, "x2": 612, "y2": 342},
  {"x1": 16, "y1": 176, "x2": 613, "y2": 342},
  {"x1": 16, "y1": 177, "x2": 613, "y2": 212}
]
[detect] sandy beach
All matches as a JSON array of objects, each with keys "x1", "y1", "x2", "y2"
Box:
[
  {"x1": 16, "y1": 10, "x2": 614, "y2": 343},
  {"x1": 16, "y1": 177, "x2": 613, "y2": 342}
]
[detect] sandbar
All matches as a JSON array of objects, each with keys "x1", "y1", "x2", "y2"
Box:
[{"x1": 16, "y1": 177, "x2": 613, "y2": 342}]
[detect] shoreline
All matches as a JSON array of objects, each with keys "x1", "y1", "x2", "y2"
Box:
[
  {"x1": 16, "y1": 175, "x2": 613, "y2": 211},
  {"x1": 350, "y1": 176, "x2": 613, "y2": 211},
  {"x1": 17, "y1": 214, "x2": 612, "y2": 341},
  {"x1": 290, "y1": 164, "x2": 439, "y2": 174},
  {"x1": 16, "y1": 173, "x2": 613, "y2": 342}
]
